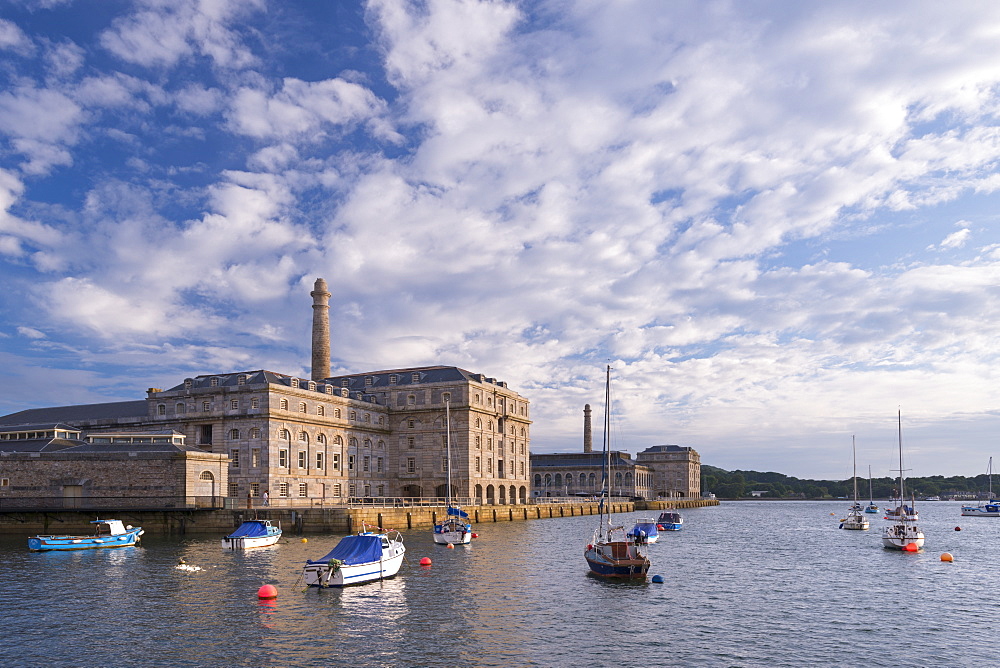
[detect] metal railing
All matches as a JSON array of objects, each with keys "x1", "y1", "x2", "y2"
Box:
[{"x1": 0, "y1": 496, "x2": 228, "y2": 511}]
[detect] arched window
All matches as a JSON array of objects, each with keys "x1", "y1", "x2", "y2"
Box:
[
  {"x1": 317, "y1": 434, "x2": 327, "y2": 444},
  {"x1": 475, "y1": 418, "x2": 482, "y2": 429},
  {"x1": 199, "y1": 471, "x2": 214, "y2": 481},
  {"x1": 349, "y1": 437, "x2": 358, "y2": 448},
  {"x1": 534, "y1": 474, "x2": 542, "y2": 486},
  {"x1": 363, "y1": 439, "x2": 372, "y2": 448},
  {"x1": 298, "y1": 402, "x2": 306, "y2": 413},
  {"x1": 554, "y1": 474, "x2": 563, "y2": 486},
  {"x1": 279, "y1": 398, "x2": 288, "y2": 410},
  {"x1": 333, "y1": 435, "x2": 343, "y2": 446},
  {"x1": 157, "y1": 404, "x2": 165, "y2": 416},
  {"x1": 335, "y1": 408, "x2": 341, "y2": 418},
  {"x1": 298, "y1": 431, "x2": 308, "y2": 442},
  {"x1": 317, "y1": 405, "x2": 325, "y2": 416},
  {"x1": 279, "y1": 429, "x2": 290, "y2": 440},
  {"x1": 377, "y1": 440, "x2": 385, "y2": 449}
]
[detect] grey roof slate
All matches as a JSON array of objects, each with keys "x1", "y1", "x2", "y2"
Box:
[{"x1": 0, "y1": 401, "x2": 148, "y2": 426}]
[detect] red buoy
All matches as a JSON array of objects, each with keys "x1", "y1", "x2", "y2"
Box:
[
  {"x1": 420, "y1": 557, "x2": 432, "y2": 566},
  {"x1": 471, "y1": 533, "x2": 479, "y2": 538},
  {"x1": 955, "y1": 526, "x2": 962, "y2": 531},
  {"x1": 902, "y1": 543, "x2": 918, "y2": 552},
  {"x1": 257, "y1": 584, "x2": 278, "y2": 599}
]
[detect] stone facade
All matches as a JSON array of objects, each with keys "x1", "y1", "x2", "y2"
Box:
[
  {"x1": 635, "y1": 445, "x2": 701, "y2": 499},
  {"x1": 530, "y1": 451, "x2": 654, "y2": 499}
]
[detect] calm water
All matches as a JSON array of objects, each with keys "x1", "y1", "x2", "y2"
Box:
[{"x1": 2, "y1": 501, "x2": 996, "y2": 667}]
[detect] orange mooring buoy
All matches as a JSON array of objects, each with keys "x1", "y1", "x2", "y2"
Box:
[
  {"x1": 420, "y1": 557, "x2": 432, "y2": 566},
  {"x1": 941, "y1": 552, "x2": 954, "y2": 562},
  {"x1": 257, "y1": 584, "x2": 278, "y2": 599}
]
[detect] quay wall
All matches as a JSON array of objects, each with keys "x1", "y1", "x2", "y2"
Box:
[{"x1": 0, "y1": 498, "x2": 718, "y2": 536}]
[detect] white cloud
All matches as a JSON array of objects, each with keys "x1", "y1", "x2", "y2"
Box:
[{"x1": 0, "y1": 18, "x2": 33, "y2": 54}]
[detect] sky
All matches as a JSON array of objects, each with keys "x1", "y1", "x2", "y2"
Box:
[{"x1": 2, "y1": 0, "x2": 1000, "y2": 480}]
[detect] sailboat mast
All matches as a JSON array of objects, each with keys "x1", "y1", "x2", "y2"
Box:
[
  {"x1": 445, "y1": 399, "x2": 452, "y2": 506},
  {"x1": 852, "y1": 435, "x2": 859, "y2": 504},
  {"x1": 897, "y1": 410, "x2": 905, "y2": 505},
  {"x1": 603, "y1": 365, "x2": 611, "y2": 528}
]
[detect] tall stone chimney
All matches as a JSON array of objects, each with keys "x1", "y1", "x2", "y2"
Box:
[
  {"x1": 310, "y1": 278, "x2": 331, "y2": 381},
  {"x1": 583, "y1": 404, "x2": 593, "y2": 453}
]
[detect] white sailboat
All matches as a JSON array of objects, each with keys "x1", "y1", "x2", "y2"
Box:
[
  {"x1": 961, "y1": 457, "x2": 1000, "y2": 517},
  {"x1": 433, "y1": 399, "x2": 473, "y2": 545},
  {"x1": 881, "y1": 411, "x2": 924, "y2": 550},
  {"x1": 840, "y1": 436, "x2": 869, "y2": 530},
  {"x1": 583, "y1": 365, "x2": 650, "y2": 579}
]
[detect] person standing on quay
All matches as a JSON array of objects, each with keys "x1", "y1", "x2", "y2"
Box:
[
  {"x1": 263, "y1": 490, "x2": 269, "y2": 507},
  {"x1": 246, "y1": 491, "x2": 252, "y2": 509}
]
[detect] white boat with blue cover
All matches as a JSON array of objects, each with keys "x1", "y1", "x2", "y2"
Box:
[
  {"x1": 433, "y1": 508, "x2": 472, "y2": 545},
  {"x1": 627, "y1": 518, "x2": 659, "y2": 544},
  {"x1": 961, "y1": 458, "x2": 1000, "y2": 517},
  {"x1": 222, "y1": 519, "x2": 282, "y2": 549},
  {"x1": 302, "y1": 525, "x2": 406, "y2": 587},
  {"x1": 27, "y1": 519, "x2": 143, "y2": 552}
]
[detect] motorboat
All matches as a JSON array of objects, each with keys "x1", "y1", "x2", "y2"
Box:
[
  {"x1": 303, "y1": 524, "x2": 406, "y2": 587},
  {"x1": 627, "y1": 518, "x2": 659, "y2": 544},
  {"x1": 840, "y1": 436, "x2": 870, "y2": 531},
  {"x1": 222, "y1": 519, "x2": 282, "y2": 549},
  {"x1": 28, "y1": 519, "x2": 143, "y2": 552},
  {"x1": 656, "y1": 511, "x2": 683, "y2": 531},
  {"x1": 881, "y1": 412, "x2": 925, "y2": 550},
  {"x1": 583, "y1": 366, "x2": 650, "y2": 580}
]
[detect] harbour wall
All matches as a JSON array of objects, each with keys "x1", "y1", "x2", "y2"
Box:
[{"x1": 0, "y1": 498, "x2": 718, "y2": 536}]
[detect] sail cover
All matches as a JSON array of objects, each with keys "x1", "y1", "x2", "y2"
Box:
[
  {"x1": 308, "y1": 535, "x2": 383, "y2": 566},
  {"x1": 447, "y1": 506, "x2": 469, "y2": 518},
  {"x1": 227, "y1": 521, "x2": 268, "y2": 538}
]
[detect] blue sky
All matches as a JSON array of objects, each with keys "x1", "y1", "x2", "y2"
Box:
[{"x1": 3, "y1": 0, "x2": 1000, "y2": 480}]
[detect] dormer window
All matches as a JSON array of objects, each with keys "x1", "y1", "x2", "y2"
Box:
[
  {"x1": 411, "y1": 372, "x2": 420, "y2": 382},
  {"x1": 210, "y1": 377, "x2": 219, "y2": 387},
  {"x1": 184, "y1": 379, "x2": 193, "y2": 389},
  {"x1": 291, "y1": 378, "x2": 299, "y2": 389},
  {"x1": 365, "y1": 376, "x2": 373, "y2": 386},
  {"x1": 341, "y1": 379, "x2": 349, "y2": 387},
  {"x1": 389, "y1": 375, "x2": 398, "y2": 385},
  {"x1": 325, "y1": 386, "x2": 333, "y2": 394},
  {"x1": 237, "y1": 375, "x2": 246, "y2": 385},
  {"x1": 308, "y1": 381, "x2": 316, "y2": 391},
  {"x1": 341, "y1": 389, "x2": 349, "y2": 397}
]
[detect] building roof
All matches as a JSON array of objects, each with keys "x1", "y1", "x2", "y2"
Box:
[
  {"x1": 530, "y1": 452, "x2": 640, "y2": 468},
  {"x1": 0, "y1": 437, "x2": 85, "y2": 453},
  {"x1": 0, "y1": 401, "x2": 148, "y2": 426},
  {"x1": 640, "y1": 445, "x2": 694, "y2": 453},
  {"x1": 327, "y1": 365, "x2": 512, "y2": 390}
]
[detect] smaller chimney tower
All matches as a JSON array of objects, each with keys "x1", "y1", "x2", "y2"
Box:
[
  {"x1": 310, "y1": 278, "x2": 331, "y2": 381},
  {"x1": 583, "y1": 404, "x2": 593, "y2": 453}
]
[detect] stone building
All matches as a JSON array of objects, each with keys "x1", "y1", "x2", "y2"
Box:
[
  {"x1": 0, "y1": 423, "x2": 227, "y2": 508},
  {"x1": 529, "y1": 404, "x2": 700, "y2": 500},
  {"x1": 0, "y1": 279, "x2": 532, "y2": 506}
]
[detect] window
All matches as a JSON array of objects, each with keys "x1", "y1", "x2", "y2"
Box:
[
  {"x1": 363, "y1": 439, "x2": 372, "y2": 449},
  {"x1": 318, "y1": 405, "x2": 325, "y2": 416},
  {"x1": 308, "y1": 381, "x2": 316, "y2": 391},
  {"x1": 364, "y1": 414, "x2": 370, "y2": 423},
  {"x1": 279, "y1": 482, "x2": 289, "y2": 497},
  {"x1": 341, "y1": 379, "x2": 349, "y2": 387},
  {"x1": 280, "y1": 398, "x2": 288, "y2": 410},
  {"x1": 250, "y1": 482, "x2": 260, "y2": 497},
  {"x1": 376, "y1": 457, "x2": 383, "y2": 473},
  {"x1": 407, "y1": 394, "x2": 415, "y2": 406},
  {"x1": 251, "y1": 398, "x2": 259, "y2": 409},
  {"x1": 349, "y1": 484, "x2": 357, "y2": 496},
  {"x1": 350, "y1": 411, "x2": 357, "y2": 420},
  {"x1": 377, "y1": 440, "x2": 385, "y2": 449},
  {"x1": 210, "y1": 377, "x2": 219, "y2": 387},
  {"x1": 202, "y1": 401, "x2": 211, "y2": 411},
  {"x1": 229, "y1": 429, "x2": 239, "y2": 440},
  {"x1": 333, "y1": 483, "x2": 342, "y2": 496},
  {"x1": 408, "y1": 419, "x2": 415, "y2": 428},
  {"x1": 250, "y1": 428, "x2": 261, "y2": 439},
  {"x1": 475, "y1": 435, "x2": 481, "y2": 449},
  {"x1": 443, "y1": 392, "x2": 451, "y2": 403},
  {"x1": 377, "y1": 485, "x2": 385, "y2": 496},
  {"x1": 251, "y1": 448, "x2": 260, "y2": 467},
  {"x1": 442, "y1": 457, "x2": 448, "y2": 472},
  {"x1": 520, "y1": 443, "x2": 525, "y2": 455},
  {"x1": 475, "y1": 457, "x2": 481, "y2": 473},
  {"x1": 291, "y1": 378, "x2": 299, "y2": 389},
  {"x1": 299, "y1": 402, "x2": 307, "y2": 413},
  {"x1": 407, "y1": 457, "x2": 416, "y2": 473},
  {"x1": 365, "y1": 376, "x2": 372, "y2": 386},
  {"x1": 299, "y1": 483, "x2": 308, "y2": 498},
  {"x1": 176, "y1": 402, "x2": 185, "y2": 414},
  {"x1": 379, "y1": 417, "x2": 384, "y2": 425},
  {"x1": 230, "y1": 399, "x2": 238, "y2": 410},
  {"x1": 228, "y1": 482, "x2": 238, "y2": 497},
  {"x1": 411, "y1": 372, "x2": 420, "y2": 382},
  {"x1": 199, "y1": 471, "x2": 214, "y2": 481},
  {"x1": 279, "y1": 449, "x2": 288, "y2": 467},
  {"x1": 488, "y1": 438, "x2": 493, "y2": 451},
  {"x1": 184, "y1": 379, "x2": 193, "y2": 389},
  {"x1": 238, "y1": 375, "x2": 246, "y2": 385},
  {"x1": 476, "y1": 418, "x2": 482, "y2": 428},
  {"x1": 348, "y1": 455, "x2": 355, "y2": 471},
  {"x1": 279, "y1": 429, "x2": 290, "y2": 440},
  {"x1": 335, "y1": 408, "x2": 341, "y2": 418},
  {"x1": 487, "y1": 458, "x2": 493, "y2": 474},
  {"x1": 520, "y1": 461, "x2": 525, "y2": 476},
  {"x1": 317, "y1": 433, "x2": 326, "y2": 444},
  {"x1": 408, "y1": 437, "x2": 415, "y2": 449},
  {"x1": 497, "y1": 460, "x2": 505, "y2": 478},
  {"x1": 389, "y1": 375, "x2": 398, "y2": 385},
  {"x1": 298, "y1": 451, "x2": 306, "y2": 468},
  {"x1": 363, "y1": 456, "x2": 370, "y2": 472},
  {"x1": 332, "y1": 453, "x2": 341, "y2": 470},
  {"x1": 157, "y1": 404, "x2": 165, "y2": 416},
  {"x1": 298, "y1": 431, "x2": 308, "y2": 442},
  {"x1": 316, "y1": 452, "x2": 324, "y2": 470}
]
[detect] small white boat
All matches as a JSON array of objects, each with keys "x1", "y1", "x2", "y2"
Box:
[
  {"x1": 961, "y1": 458, "x2": 1000, "y2": 517},
  {"x1": 28, "y1": 519, "x2": 143, "y2": 552},
  {"x1": 882, "y1": 411, "x2": 924, "y2": 550},
  {"x1": 627, "y1": 518, "x2": 659, "y2": 544},
  {"x1": 303, "y1": 524, "x2": 405, "y2": 587},
  {"x1": 841, "y1": 436, "x2": 870, "y2": 531},
  {"x1": 222, "y1": 519, "x2": 282, "y2": 549},
  {"x1": 865, "y1": 466, "x2": 879, "y2": 513},
  {"x1": 884, "y1": 504, "x2": 918, "y2": 522}
]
